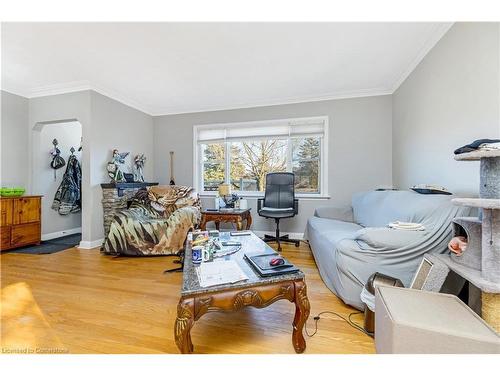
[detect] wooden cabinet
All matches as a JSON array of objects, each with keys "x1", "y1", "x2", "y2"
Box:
[
  {"x1": 0, "y1": 196, "x2": 42, "y2": 251},
  {"x1": 13, "y1": 197, "x2": 41, "y2": 225},
  {"x1": 1, "y1": 226, "x2": 11, "y2": 248},
  {"x1": 1, "y1": 199, "x2": 13, "y2": 226}
]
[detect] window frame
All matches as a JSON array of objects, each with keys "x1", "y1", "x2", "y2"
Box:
[{"x1": 193, "y1": 116, "x2": 329, "y2": 199}]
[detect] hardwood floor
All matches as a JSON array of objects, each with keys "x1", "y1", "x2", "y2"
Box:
[{"x1": 1, "y1": 241, "x2": 375, "y2": 354}]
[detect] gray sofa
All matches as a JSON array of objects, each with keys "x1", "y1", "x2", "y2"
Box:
[{"x1": 305, "y1": 190, "x2": 471, "y2": 310}]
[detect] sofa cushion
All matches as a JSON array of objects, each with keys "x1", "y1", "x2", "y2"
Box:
[
  {"x1": 306, "y1": 216, "x2": 364, "y2": 308},
  {"x1": 307, "y1": 216, "x2": 362, "y2": 247}
]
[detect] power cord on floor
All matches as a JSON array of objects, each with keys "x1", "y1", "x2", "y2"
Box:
[{"x1": 305, "y1": 311, "x2": 374, "y2": 338}]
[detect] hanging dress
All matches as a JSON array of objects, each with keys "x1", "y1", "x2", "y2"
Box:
[{"x1": 52, "y1": 154, "x2": 82, "y2": 215}]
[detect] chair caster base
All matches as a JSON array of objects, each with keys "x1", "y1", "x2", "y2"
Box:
[{"x1": 262, "y1": 234, "x2": 300, "y2": 249}]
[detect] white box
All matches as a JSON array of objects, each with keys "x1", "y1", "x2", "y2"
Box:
[{"x1": 375, "y1": 286, "x2": 500, "y2": 354}]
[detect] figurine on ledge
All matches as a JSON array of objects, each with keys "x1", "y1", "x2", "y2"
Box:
[
  {"x1": 133, "y1": 153, "x2": 146, "y2": 182},
  {"x1": 107, "y1": 149, "x2": 129, "y2": 182}
]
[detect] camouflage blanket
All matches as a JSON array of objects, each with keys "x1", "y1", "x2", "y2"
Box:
[{"x1": 102, "y1": 185, "x2": 201, "y2": 256}]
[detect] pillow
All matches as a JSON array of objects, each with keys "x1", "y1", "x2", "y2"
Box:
[{"x1": 410, "y1": 184, "x2": 451, "y2": 195}]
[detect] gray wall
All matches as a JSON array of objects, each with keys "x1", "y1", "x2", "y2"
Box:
[
  {"x1": 154, "y1": 95, "x2": 393, "y2": 233},
  {"x1": 89, "y1": 91, "x2": 154, "y2": 242},
  {"x1": 393, "y1": 22, "x2": 500, "y2": 196},
  {"x1": 3, "y1": 88, "x2": 391, "y2": 241},
  {"x1": 1, "y1": 91, "x2": 29, "y2": 187},
  {"x1": 26, "y1": 90, "x2": 154, "y2": 244}
]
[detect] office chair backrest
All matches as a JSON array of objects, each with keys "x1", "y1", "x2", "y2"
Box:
[{"x1": 264, "y1": 172, "x2": 295, "y2": 209}]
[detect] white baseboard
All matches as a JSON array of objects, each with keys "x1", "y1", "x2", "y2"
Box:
[
  {"x1": 253, "y1": 230, "x2": 304, "y2": 240},
  {"x1": 42, "y1": 227, "x2": 82, "y2": 241},
  {"x1": 78, "y1": 238, "x2": 104, "y2": 249}
]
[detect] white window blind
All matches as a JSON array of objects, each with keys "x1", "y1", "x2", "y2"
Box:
[{"x1": 197, "y1": 118, "x2": 325, "y2": 143}]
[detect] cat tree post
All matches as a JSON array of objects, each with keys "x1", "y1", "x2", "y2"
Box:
[
  {"x1": 482, "y1": 292, "x2": 500, "y2": 331},
  {"x1": 449, "y1": 149, "x2": 500, "y2": 332}
]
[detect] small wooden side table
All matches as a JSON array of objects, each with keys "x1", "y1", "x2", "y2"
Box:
[{"x1": 199, "y1": 208, "x2": 252, "y2": 231}]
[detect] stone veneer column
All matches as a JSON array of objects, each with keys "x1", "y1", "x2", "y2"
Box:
[{"x1": 101, "y1": 182, "x2": 158, "y2": 239}]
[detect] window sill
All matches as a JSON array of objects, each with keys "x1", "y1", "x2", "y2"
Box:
[{"x1": 198, "y1": 192, "x2": 331, "y2": 200}]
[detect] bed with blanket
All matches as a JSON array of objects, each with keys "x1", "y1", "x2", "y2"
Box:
[{"x1": 102, "y1": 185, "x2": 201, "y2": 256}]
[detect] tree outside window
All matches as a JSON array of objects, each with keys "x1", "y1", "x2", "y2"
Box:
[
  {"x1": 292, "y1": 137, "x2": 320, "y2": 193},
  {"x1": 202, "y1": 136, "x2": 321, "y2": 194}
]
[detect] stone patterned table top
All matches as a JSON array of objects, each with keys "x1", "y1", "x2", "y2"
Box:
[{"x1": 181, "y1": 231, "x2": 304, "y2": 296}]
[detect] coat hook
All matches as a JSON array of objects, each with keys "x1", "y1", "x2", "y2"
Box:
[{"x1": 70, "y1": 146, "x2": 75, "y2": 155}]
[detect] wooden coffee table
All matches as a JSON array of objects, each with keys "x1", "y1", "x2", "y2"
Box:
[
  {"x1": 174, "y1": 231, "x2": 310, "y2": 354},
  {"x1": 199, "y1": 208, "x2": 252, "y2": 231}
]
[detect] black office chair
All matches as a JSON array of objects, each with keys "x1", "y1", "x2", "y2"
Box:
[{"x1": 257, "y1": 172, "x2": 300, "y2": 251}]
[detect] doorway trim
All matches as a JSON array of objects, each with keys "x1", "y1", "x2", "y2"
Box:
[{"x1": 30, "y1": 118, "x2": 89, "y2": 246}]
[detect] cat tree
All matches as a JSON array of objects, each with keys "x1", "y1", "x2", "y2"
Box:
[{"x1": 435, "y1": 149, "x2": 500, "y2": 332}]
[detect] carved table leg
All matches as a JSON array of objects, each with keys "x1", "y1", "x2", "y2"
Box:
[
  {"x1": 174, "y1": 298, "x2": 195, "y2": 353},
  {"x1": 236, "y1": 217, "x2": 243, "y2": 231},
  {"x1": 292, "y1": 280, "x2": 310, "y2": 353},
  {"x1": 199, "y1": 215, "x2": 207, "y2": 231},
  {"x1": 246, "y1": 213, "x2": 252, "y2": 230}
]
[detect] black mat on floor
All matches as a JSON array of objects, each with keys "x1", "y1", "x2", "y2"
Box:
[{"x1": 7, "y1": 233, "x2": 82, "y2": 254}]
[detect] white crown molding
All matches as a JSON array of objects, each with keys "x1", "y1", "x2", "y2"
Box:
[
  {"x1": 90, "y1": 83, "x2": 155, "y2": 115},
  {"x1": 0, "y1": 84, "x2": 31, "y2": 98},
  {"x1": 390, "y1": 22, "x2": 454, "y2": 93},
  {"x1": 28, "y1": 80, "x2": 92, "y2": 97},
  {"x1": 2, "y1": 22, "x2": 451, "y2": 117},
  {"x1": 1, "y1": 80, "x2": 154, "y2": 115},
  {"x1": 2, "y1": 82, "x2": 392, "y2": 116},
  {"x1": 150, "y1": 87, "x2": 394, "y2": 116}
]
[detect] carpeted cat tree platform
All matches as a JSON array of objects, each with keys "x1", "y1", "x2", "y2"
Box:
[{"x1": 432, "y1": 149, "x2": 500, "y2": 332}]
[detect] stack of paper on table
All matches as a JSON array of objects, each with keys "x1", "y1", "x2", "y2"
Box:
[{"x1": 196, "y1": 260, "x2": 248, "y2": 287}]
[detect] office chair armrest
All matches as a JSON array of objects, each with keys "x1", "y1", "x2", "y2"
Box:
[
  {"x1": 294, "y1": 198, "x2": 299, "y2": 215},
  {"x1": 257, "y1": 198, "x2": 264, "y2": 212}
]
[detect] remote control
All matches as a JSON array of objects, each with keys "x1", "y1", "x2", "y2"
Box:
[
  {"x1": 230, "y1": 231, "x2": 252, "y2": 236},
  {"x1": 221, "y1": 241, "x2": 241, "y2": 246}
]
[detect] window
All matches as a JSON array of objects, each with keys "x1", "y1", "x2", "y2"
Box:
[
  {"x1": 292, "y1": 137, "x2": 320, "y2": 193},
  {"x1": 194, "y1": 116, "x2": 328, "y2": 197},
  {"x1": 201, "y1": 143, "x2": 225, "y2": 191}
]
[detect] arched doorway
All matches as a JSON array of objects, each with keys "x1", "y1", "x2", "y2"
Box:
[{"x1": 32, "y1": 119, "x2": 84, "y2": 242}]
